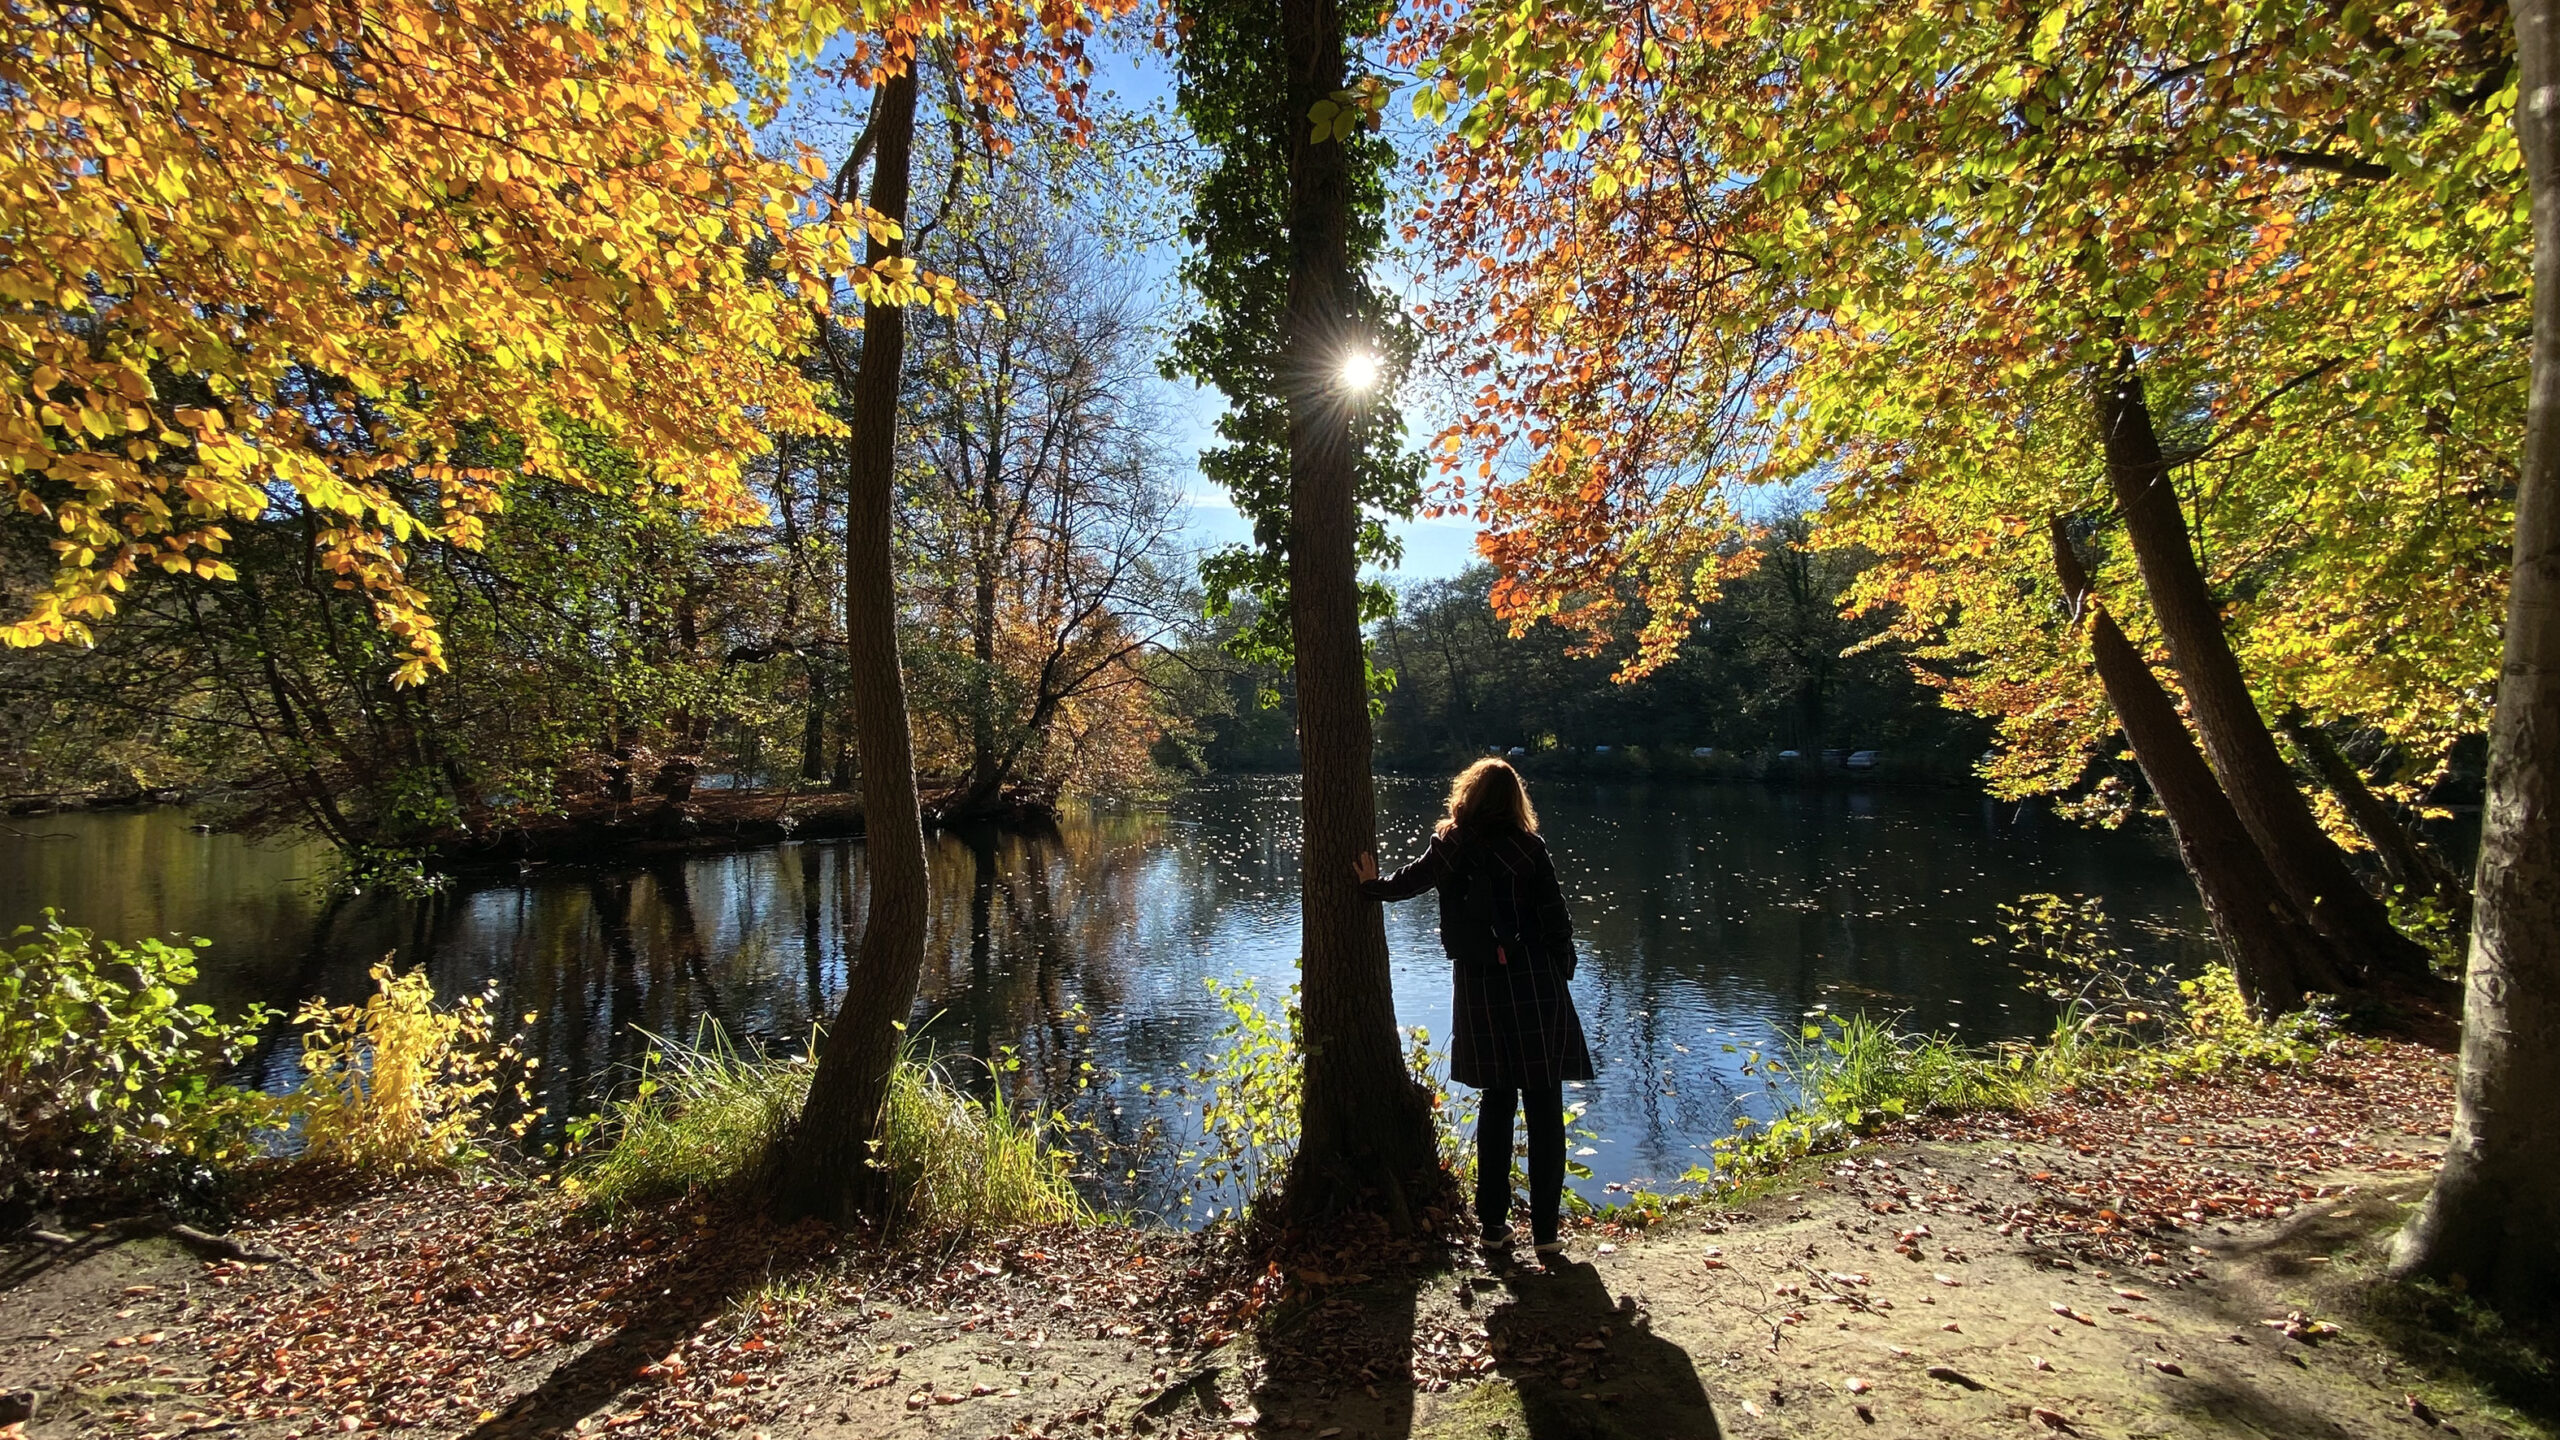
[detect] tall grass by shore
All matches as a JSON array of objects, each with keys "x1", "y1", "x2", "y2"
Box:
[
  {"x1": 569, "y1": 1027, "x2": 1090, "y2": 1235},
  {"x1": 1684, "y1": 959, "x2": 2332, "y2": 1195}
]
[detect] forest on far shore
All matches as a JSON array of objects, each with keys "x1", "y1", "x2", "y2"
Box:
[
  {"x1": 0, "y1": 464, "x2": 2013, "y2": 846},
  {"x1": 1223, "y1": 541, "x2": 1997, "y2": 776}
]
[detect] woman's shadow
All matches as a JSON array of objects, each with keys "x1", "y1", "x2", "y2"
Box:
[{"x1": 1481, "y1": 1255, "x2": 1724, "y2": 1440}]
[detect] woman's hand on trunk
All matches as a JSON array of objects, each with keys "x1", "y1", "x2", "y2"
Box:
[{"x1": 1354, "y1": 850, "x2": 1379, "y2": 884}]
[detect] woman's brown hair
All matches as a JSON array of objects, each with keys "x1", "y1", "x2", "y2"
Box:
[{"x1": 1434, "y1": 758, "x2": 1539, "y2": 839}]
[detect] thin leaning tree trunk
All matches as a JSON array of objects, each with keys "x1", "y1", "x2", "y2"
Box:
[
  {"x1": 2049, "y1": 520, "x2": 2345, "y2": 1010},
  {"x1": 2094, "y1": 366, "x2": 2438, "y2": 990},
  {"x1": 782, "y1": 66, "x2": 930, "y2": 1228},
  {"x1": 2278, "y1": 712, "x2": 2472, "y2": 941},
  {"x1": 1278, "y1": 0, "x2": 1438, "y2": 1227},
  {"x1": 2391, "y1": 0, "x2": 2560, "y2": 1302}
]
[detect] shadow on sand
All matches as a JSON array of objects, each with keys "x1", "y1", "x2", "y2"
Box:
[
  {"x1": 1479, "y1": 1255, "x2": 1723, "y2": 1440},
  {"x1": 1226, "y1": 1252, "x2": 1722, "y2": 1440}
]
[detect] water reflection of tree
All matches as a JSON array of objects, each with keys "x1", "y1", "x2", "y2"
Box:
[
  {"x1": 914, "y1": 815, "x2": 1154, "y2": 1086},
  {"x1": 648, "y1": 860, "x2": 733, "y2": 1036},
  {"x1": 796, "y1": 845, "x2": 822, "y2": 1015},
  {"x1": 588, "y1": 875, "x2": 650, "y2": 1107},
  {"x1": 238, "y1": 887, "x2": 355, "y2": 1091}
]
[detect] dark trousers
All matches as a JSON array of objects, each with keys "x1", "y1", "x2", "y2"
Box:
[{"x1": 1476, "y1": 1080, "x2": 1565, "y2": 1244}]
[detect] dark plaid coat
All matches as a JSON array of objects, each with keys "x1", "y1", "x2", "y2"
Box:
[{"x1": 1362, "y1": 824, "x2": 1595, "y2": 1089}]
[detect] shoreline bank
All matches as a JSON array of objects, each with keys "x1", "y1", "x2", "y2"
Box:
[{"x1": 7, "y1": 1037, "x2": 2541, "y2": 1440}]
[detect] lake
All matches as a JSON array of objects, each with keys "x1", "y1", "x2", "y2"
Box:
[{"x1": 0, "y1": 776, "x2": 2210, "y2": 1216}]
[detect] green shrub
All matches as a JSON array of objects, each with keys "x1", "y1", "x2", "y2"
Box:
[
  {"x1": 2163, "y1": 965, "x2": 2331, "y2": 1073},
  {"x1": 1151, "y1": 978, "x2": 1302, "y2": 1219},
  {"x1": 1150, "y1": 978, "x2": 1472, "y2": 1220},
  {"x1": 1406, "y1": 1022, "x2": 1480, "y2": 1176},
  {"x1": 0, "y1": 912, "x2": 276, "y2": 1193},
  {"x1": 1994, "y1": 891, "x2": 2172, "y2": 1021}
]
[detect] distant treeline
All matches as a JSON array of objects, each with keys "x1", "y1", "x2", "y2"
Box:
[{"x1": 1197, "y1": 524, "x2": 1992, "y2": 778}]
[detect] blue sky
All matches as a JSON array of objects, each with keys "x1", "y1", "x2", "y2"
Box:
[
  {"x1": 767, "y1": 34, "x2": 1491, "y2": 583},
  {"x1": 1086, "y1": 39, "x2": 1489, "y2": 585}
]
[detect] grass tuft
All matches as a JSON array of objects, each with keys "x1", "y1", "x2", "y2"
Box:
[
  {"x1": 570, "y1": 1026, "x2": 806, "y2": 1212},
  {"x1": 569, "y1": 1026, "x2": 1089, "y2": 1236},
  {"x1": 877, "y1": 1048, "x2": 1093, "y2": 1233}
]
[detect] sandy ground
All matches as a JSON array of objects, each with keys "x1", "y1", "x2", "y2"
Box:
[{"x1": 5, "y1": 1046, "x2": 2547, "y2": 1440}]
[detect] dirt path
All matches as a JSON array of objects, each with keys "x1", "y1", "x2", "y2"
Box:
[{"x1": 5, "y1": 1044, "x2": 2546, "y2": 1440}]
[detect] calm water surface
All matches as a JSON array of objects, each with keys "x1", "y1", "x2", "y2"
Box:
[{"x1": 0, "y1": 777, "x2": 2210, "y2": 1213}]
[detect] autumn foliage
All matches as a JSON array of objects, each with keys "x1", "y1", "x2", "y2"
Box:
[
  {"x1": 1404, "y1": 0, "x2": 2520, "y2": 810},
  {"x1": 1, "y1": 0, "x2": 1126, "y2": 683}
]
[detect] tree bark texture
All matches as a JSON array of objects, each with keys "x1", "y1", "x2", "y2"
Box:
[
  {"x1": 2391, "y1": 0, "x2": 2560, "y2": 1302},
  {"x1": 1278, "y1": 0, "x2": 1439, "y2": 1226},
  {"x1": 2048, "y1": 521, "x2": 2347, "y2": 1010},
  {"x1": 782, "y1": 66, "x2": 929, "y2": 1227},
  {"x1": 2095, "y1": 367, "x2": 2437, "y2": 987}
]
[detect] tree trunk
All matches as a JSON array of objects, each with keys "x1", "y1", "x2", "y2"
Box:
[
  {"x1": 2278, "y1": 712, "x2": 2472, "y2": 941},
  {"x1": 1279, "y1": 0, "x2": 1439, "y2": 1227},
  {"x1": 2049, "y1": 520, "x2": 2347, "y2": 1010},
  {"x1": 2095, "y1": 366, "x2": 2437, "y2": 987},
  {"x1": 943, "y1": 551, "x2": 1004, "y2": 819},
  {"x1": 655, "y1": 590, "x2": 706, "y2": 804},
  {"x1": 971, "y1": 452, "x2": 1003, "y2": 796},
  {"x1": 800, "y1": 666, "x2": 829, "y2": 784},
  {"x1": 971, "y1": 567, "x2": 1000, "y2": 783},
  {"x1": 781, "y1": 66, "x2": 929, "y2": 1227},
  {"x1": 2390, "y1": 0, "x2": 2560, "y2": 1301}
]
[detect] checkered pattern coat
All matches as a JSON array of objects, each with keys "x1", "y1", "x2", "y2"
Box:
[{"x1": 1362, "y1": 824, "x2": 1595, "y2": 1089}]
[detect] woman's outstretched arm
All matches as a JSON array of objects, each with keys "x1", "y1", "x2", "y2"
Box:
[{"x1": 1359, "y1": 834, "x2": 1452, "y2": 901}]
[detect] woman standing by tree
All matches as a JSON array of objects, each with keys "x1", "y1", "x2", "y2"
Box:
[{"x1": 1357, "y1": 759, "x2": 1593, "y2": 1258}]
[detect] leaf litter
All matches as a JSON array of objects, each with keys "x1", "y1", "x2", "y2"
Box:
[{"x1": 4, "y1": 1036, "x2": 2493, "y2": 1440}]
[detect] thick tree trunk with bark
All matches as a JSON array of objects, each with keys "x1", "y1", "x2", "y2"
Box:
[
  {"x1": 2391, "y1": 0, "x2": 2560, "y2": 1302},
  {"x1": 781, "y1": 67, "x2": 930, "y2": 1227},
  {"x1": 2049, "y1": 521, "x2": 2347, "y2": 1009},
  {"x1": 2095, "y1": 368, "x2": 2437, "y2": 987},
  {"x1": 1277, "y1": 0, "x2": 1438, "y2": 1227}
]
